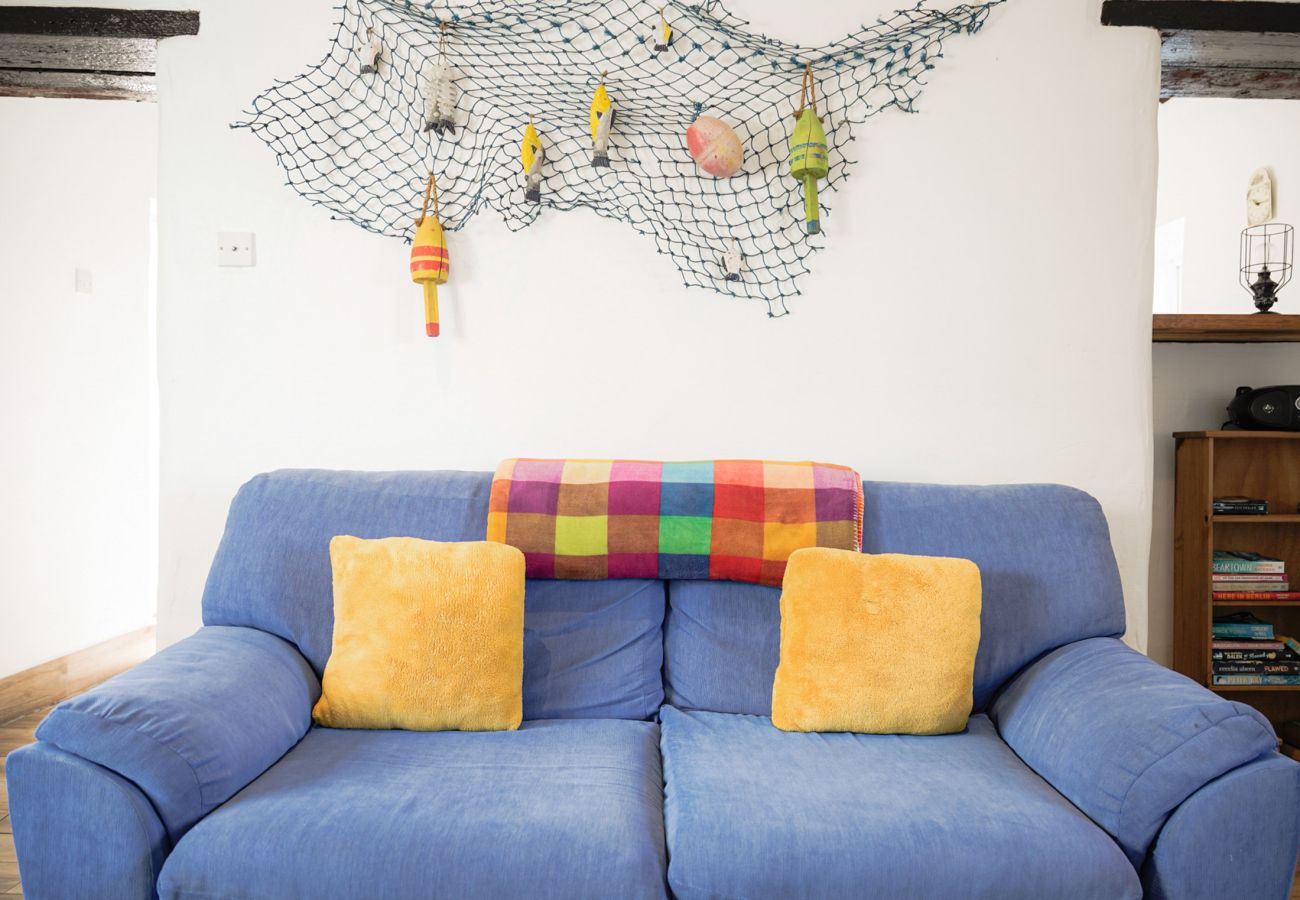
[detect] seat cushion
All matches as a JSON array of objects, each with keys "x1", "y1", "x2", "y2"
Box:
[
  {"x1": 203, "y1": 470, "x2": 666, "y2": 720},
  {"x1": 159, "y1": 719, "x2": 666, "y2": 900},
  {"x1": 659, "y1": 706, "x2": 1140, "y2": 900}
]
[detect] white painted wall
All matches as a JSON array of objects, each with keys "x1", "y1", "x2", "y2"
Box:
[
  {"x1": 0, "y1": 97, "x2": 157, "y2": 678},
  {"x1": 1157, "y1": 98, "x2": 1300, "y2": 315},
  {"x1": 1149, "y1": 98, "x2": 1300, "y2": 665},
  {"x1": 150, "y1": 0, "x2": 1160, "y2": 652}
]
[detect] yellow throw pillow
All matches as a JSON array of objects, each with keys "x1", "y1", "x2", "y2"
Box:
[
  {"x1": 771, "y1": 548, "x2": 981, "y2": 735},
  {"x1": 313, "y1": 536, "x2": 526, "y2": 732}
]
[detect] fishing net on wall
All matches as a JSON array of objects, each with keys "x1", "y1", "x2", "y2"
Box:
[{"x1": 234, "y1": 0, "x2": 1002, "y2": 318}]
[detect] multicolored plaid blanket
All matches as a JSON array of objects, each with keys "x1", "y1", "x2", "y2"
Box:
[{"x1": 486, "y1": 459, "x2": 863, "y2": 586}]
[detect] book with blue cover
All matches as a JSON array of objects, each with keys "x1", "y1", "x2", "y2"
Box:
[
  {"x1": 1213, "y1": 550, "x2": 1286, "y2": 574},
  {"x1": 1212, "y1": 612, "x2": 1275, "y2": 640},
  {"x1": 1213, "y1": 674, "x2": 1300, "y2": 685}
]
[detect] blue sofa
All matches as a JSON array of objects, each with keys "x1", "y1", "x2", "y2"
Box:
[{"x1": 8, "y1": 470, "x2": 1300, "y2": 899}]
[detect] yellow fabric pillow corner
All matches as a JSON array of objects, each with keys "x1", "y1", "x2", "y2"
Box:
[
  {"x1": 313, "y1": 536, "x2": 526, "y2": 732},
  {"x1": 771, "y1": 547, "x2": 981, "y2": 736}
]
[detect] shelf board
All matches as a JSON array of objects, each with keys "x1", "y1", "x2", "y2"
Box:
[
  {"x1": 1213, "y1": 684, "x2": 1300, "y2": 692},
  {"x1": 1212, "y1": 514, "x2": 1300, "y2": 524},
  {"x1": 1175, "y1": 430, "x2": 1300, "y2": 439},
  {"x1": 1154, "y1": 313, "x2": 1300, "y2": 343}
]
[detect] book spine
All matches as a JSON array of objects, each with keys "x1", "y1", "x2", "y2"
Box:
[
  {"x1": 1213, "y1": 592, "x2": 1300, "y2": 600},
  {"x1": 1213, "y1": 625, "x2": 1276, "y2": 639},
  {"x1": 1213, "y1": 663, "x2": 1300, "y2": 675},
  {"x1": 1286, "y1": 636, "x2": 1300, "y2": 657},
  {"x1": 1213, "y1": 561, "x2": 1287, "y2": 574},
  {"x1": 1211, "y1": 574, "x2": 1287, "y2": 582},
  {"x1": 1214, "y1": 650, "x2": 1289, "y2": 660},
  {"x1": 1213, "y1": 640, "x2": 1285, "y2": 650},
  {"x1": 1214, "y1": 674, "x2": 1300, "y2": 685}
]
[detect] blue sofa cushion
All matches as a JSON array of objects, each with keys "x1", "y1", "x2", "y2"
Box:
[
  {"x1": 659, "y1": 706, "x2": 1140, "y2": 899},
  {"x1": 202, "y1": 470, "x2": 665, "y2": 720},
  {"x1": 158, "y1": 720, "x2": 667, "y2": 900},
  {"x1": 523, "y1": 579, "x2": 664, "y2": 719},
  {"x1": 991, "y1": 637, "x2": 1280, "y2": 867},
  {"x1": 35, "y1": 626, "x2": 319, "y2": 841},
  {"x1": 663, "y1": 482, "x2": 1125, "y2": 714},
  {"x1": 664, "y1": 580, "x2": 780, "y2": 716}
]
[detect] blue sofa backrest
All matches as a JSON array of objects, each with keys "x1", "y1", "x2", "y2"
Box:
[
  {"x1": 202, "y1": 470, "x2": 666, "y2": 721},
  {"x1": 204, "y1": 472, "x2": 1124, "y2": 721},
  {"x1": 664, "y1": 482, "x2": 1126, "y2": 714}
]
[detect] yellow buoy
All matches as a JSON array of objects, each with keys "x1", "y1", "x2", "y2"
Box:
[
  {"x1": 410, "y1": 173, "x2": 449, "y2": 338},
  {"x1": 521, "y1": 116, "x2": 543, "y2": 203},
  {"x1": 590, "y1": 76, "x2": 613, "y2": 168}
]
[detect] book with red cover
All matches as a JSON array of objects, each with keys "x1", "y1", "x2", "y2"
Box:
[{"x1": 1214, "y1": 592, "x2": 1300, "y2": 600}]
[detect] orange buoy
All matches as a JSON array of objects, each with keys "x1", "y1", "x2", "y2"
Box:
[{"x1": 410, "y1": 173, "x2": 449, "y2": 337}]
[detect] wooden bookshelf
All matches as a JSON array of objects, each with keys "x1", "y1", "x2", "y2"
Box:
[{"x1": 1174, "y1": 431, "x2": 1300, "y2": 730}]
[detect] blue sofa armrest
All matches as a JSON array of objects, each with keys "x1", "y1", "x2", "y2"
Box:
[
  {"x1": 31, "y1": 625, "x2": 319, "y2": 843},
  {"x1": 6, "y1": 743, "x2": 168, "y2": 900},
  {"x1": 990, "y1": 637, "x2": 1288, "y2": 870},
  {"x1": 1143, "y1": 752, "x2": 1300, "y2": 899}
]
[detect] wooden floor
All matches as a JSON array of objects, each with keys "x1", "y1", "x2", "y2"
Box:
[{"x1": 2, "y1": 706, "x2": 1300, "y2": 898}]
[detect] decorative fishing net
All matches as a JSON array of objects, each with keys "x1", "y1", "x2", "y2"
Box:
[{"x1": 234, "y1": 0, "x2": 1001, "y2": 317}]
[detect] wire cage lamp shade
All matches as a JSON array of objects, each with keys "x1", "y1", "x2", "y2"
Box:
[{"x1": 1240, "y1": 222, "x2": 1294, "y2": 313}]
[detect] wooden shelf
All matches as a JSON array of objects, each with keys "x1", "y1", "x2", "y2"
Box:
[
  {"x1": 1212, "y1": 684, "x2": 1300, "y2": 693},
  {"x1": 1213, "y1": 514, "x2": 1300, "y2": 524},
  {"x1": 1154, "y1": 314, "x2": 1300, "y2": 343},
  {"x1": 1175, "y1": 431, "x2": 1300, "y2": 440}
]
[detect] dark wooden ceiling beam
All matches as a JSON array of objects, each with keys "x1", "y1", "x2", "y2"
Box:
[
  {"x1": 0, "y1": 7, "x2": 198, "y2": 41},
  {"x1": 1162, "y1": 66, "x2": 1300, "y2": 100},
  {"x1": 1162, "y1": 30, "x2": 1300, "y2": 71},
  {"x1": 0, "y1": 7, "x2": 196, "y2": 101},
  {"x1": 1102, "y1": 1, "x2": 1300, "y2": 33},
  {"x1": 1102, "y1": 1, "x2": 1300, "y2": 100},
  {"x1": 0, "y1": 68, "x2": 153, "y2": 101},
  {"x1": 0, "y1": 34, "x2": 157, "y2": 75}
]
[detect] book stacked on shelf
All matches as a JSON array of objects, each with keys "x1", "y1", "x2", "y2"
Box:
[
  {"x1": 1212, "y1": 612, "x2": 1300, "y2": 685},
  {"x1": 1212, "y1": 550, "x2": 1297, "y2": 601}
]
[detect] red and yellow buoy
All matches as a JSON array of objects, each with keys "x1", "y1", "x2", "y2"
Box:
[{"x1": 410, "y1": 172, "x2": 449, "y2": 337}]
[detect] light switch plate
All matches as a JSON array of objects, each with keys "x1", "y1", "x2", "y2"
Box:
[
  {"x1": 74, "y1": 267, "x2": 94, "y2": 295},
  {"x1": 218, "y1": 232, "x2": 256, "y2": 267}
]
